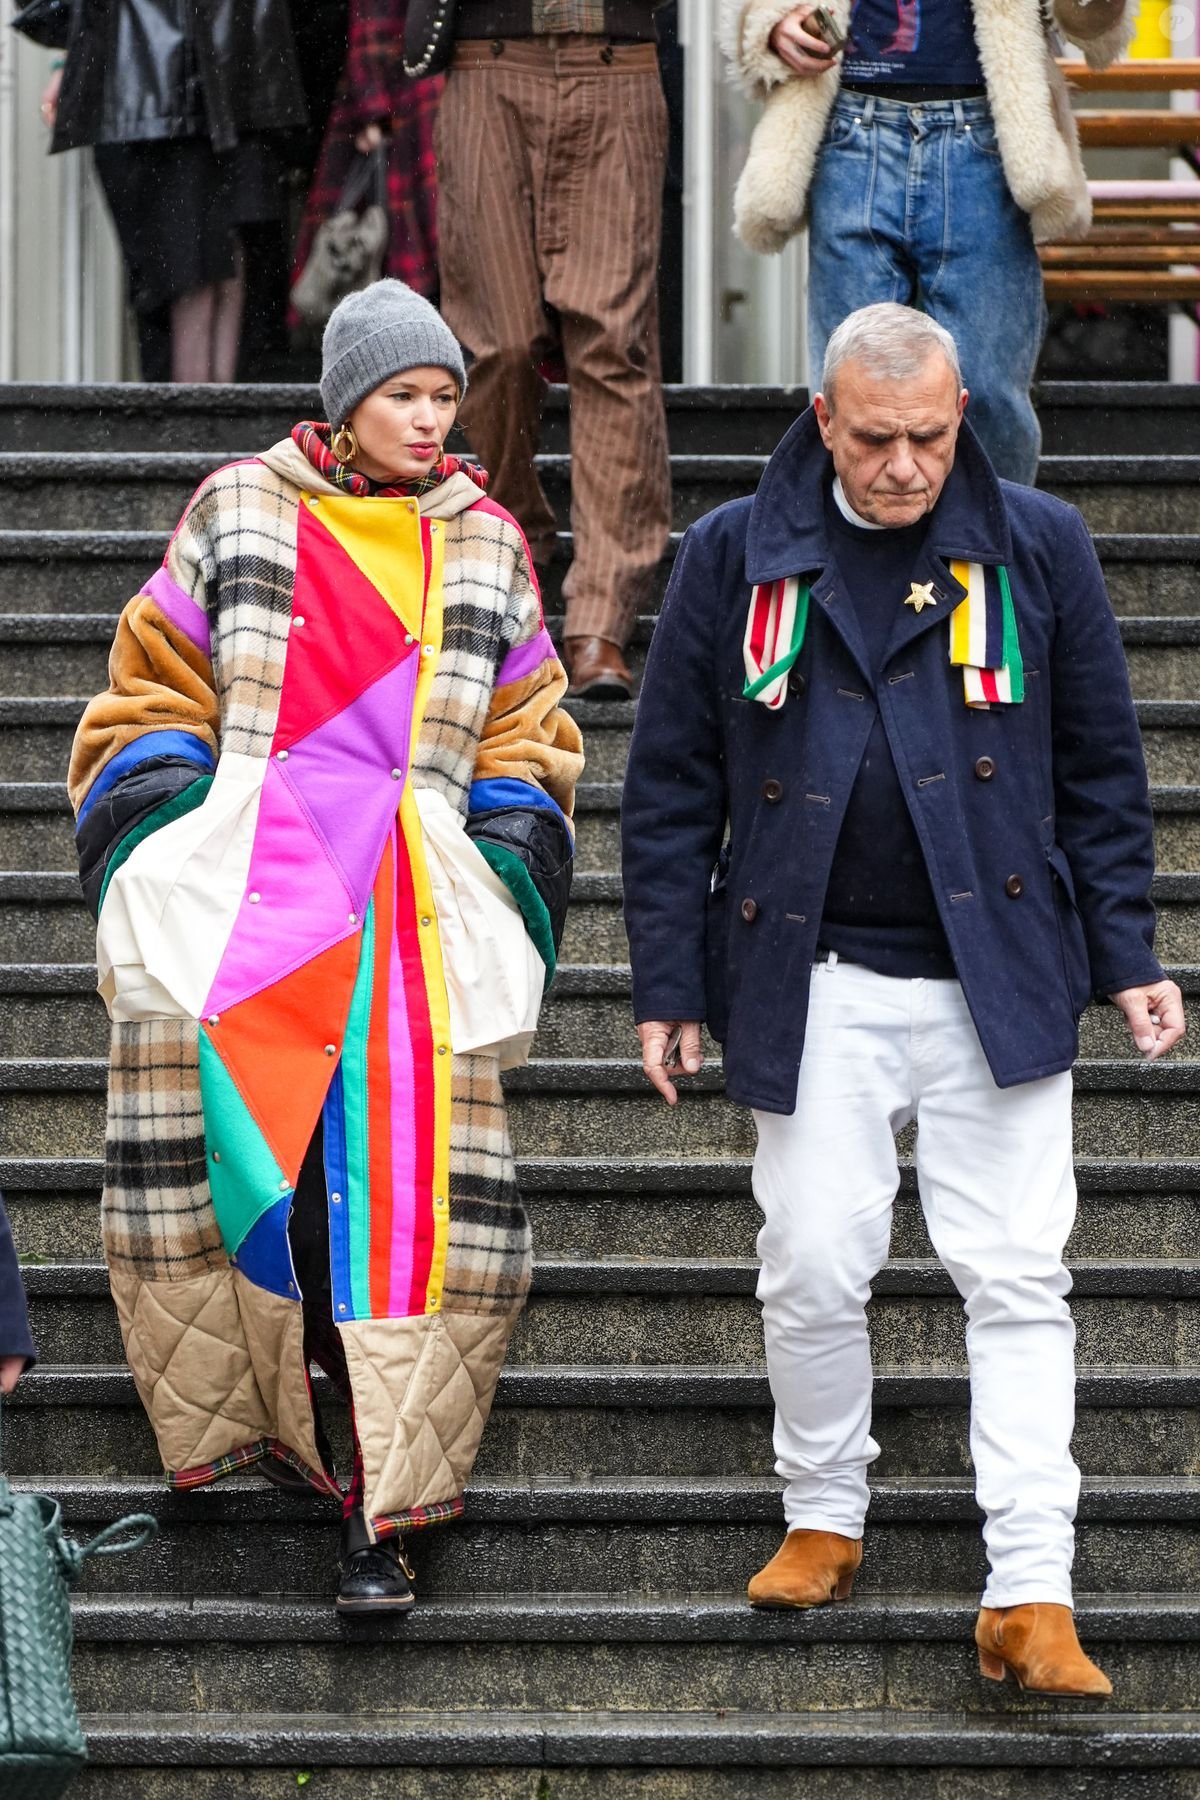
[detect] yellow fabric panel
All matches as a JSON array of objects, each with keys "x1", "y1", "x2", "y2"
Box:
[
  {"x1": 305, "y1": 492, "x2": 427, "y2": 639},
  {"x1": 403, "y1": 519, "x2": 453, "y2": 1317},
  {"x1": 473, "y1": 658, "x2": 585, "y2": 824},
  {"x1": 68, "y1": 595, "x2": 220, "y2": 814}
]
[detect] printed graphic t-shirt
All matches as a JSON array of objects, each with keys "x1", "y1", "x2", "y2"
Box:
[{"x1": 841, "y1": 0, "x2": 985, "y2": 86}]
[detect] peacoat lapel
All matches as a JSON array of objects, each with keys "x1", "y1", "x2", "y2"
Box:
[{"x1": 746, "y1": 404, "x2": 1017, "y2": 684}]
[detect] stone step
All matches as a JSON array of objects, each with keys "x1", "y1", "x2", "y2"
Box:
[
  {"x1": 5, "y1": 379, "x2": 1200, "y2": 458},
  {"x1": 4, "y1": 608, "x2": 1200, "y2": 704},
  {"x1": 0, "y1": 452, "x2": 1197, "y2": 536},
  {"x1": 8, "y1": 1156, "x2": 1198, "y2": 1274},
  {"x1": 0, "y1": 1468, "x2": 1194, "y2": 1595},
  {"x1": 3, "y1": 518, "x2": 1200, "y2": 618},
  {"x1": 3, "y1": 1355, "x2": 1193, "y2": 1485},
  {"x1": 2, "y1": 530, "x2": 1198, "y2": 620},
  {"x1": 8, "y1": 693, "x2": 1200, "y2": 789},
  {"x1": 19, "y1": 1255, "x2": 1200, "y2": 1373},
  {"x1": 2, "y1": 958, "x2": 1198, "y2": 1063},
  {"x1": 6, "y1": 1053, "x2": 1200, "y2": 1162},
  {"x1": 62, "y1": 1591, "x2": 1200, "y2": 1720},
  {"x1": 7, "y1": 868, "x2": 1200, "y2": 966},
  {"x1": 562, "y1": 699, "x2": 1200, "y2": 788},
  {"x1": 9, "y1": 775, "x2": 1200, "y2": 870},
  {"x1": 3, "y1": 967, "x2": 1200, "y2": 1076},
  {"x1": 66, "y1": 1707, "x2": 1200, "y2": 1799}
]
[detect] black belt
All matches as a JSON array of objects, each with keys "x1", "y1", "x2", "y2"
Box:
[{"x1": 841, "y1": 82, "x2": 987, "y2": 102}]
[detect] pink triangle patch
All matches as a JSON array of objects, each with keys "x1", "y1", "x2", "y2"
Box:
[
  {"x1": 278, "y1": 655, "x2": 421, "y2": 911},
  {"x1": 205, "y1": 759, "x2": 360, "y2": 1016}
]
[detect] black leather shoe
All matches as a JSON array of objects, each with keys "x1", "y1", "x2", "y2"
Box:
[{"x1": 336, "y1": 1509, "x2": 416, "y2": 1614}]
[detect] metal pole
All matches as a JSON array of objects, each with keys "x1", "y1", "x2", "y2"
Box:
[
  {"x1": 0, "y1": 0, "x2": 17, "y2": 380},
  {"x1": 681, "y1": 0, "x2": 716, "y2": 382}
]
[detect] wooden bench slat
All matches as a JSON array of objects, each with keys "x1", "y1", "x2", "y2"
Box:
[
  {"x1": 1076, "y1": 111, "x2": 1200, "y2": 148},
  {"x1": 1040, "y1": 244, "x2": 1200, "y2": 265},
  {"x1": 1043, "y1": 270, "x2": 1200, "y2": 299},
  {"x1": 1058, "y1": 57, "x2": 1200, "y2": 90}
]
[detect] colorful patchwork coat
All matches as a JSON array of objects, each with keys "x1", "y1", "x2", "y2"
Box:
[{"x1": 69, "y1": 438, "x2": 583, "y2": 1538}]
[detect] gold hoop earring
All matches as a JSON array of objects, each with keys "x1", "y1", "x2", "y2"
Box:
[{"x1": 331, "y1": 424, "x2": 359, "y2": 464}]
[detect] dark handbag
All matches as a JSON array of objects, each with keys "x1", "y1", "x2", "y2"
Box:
[
  {"x1": 403, "y1": 0, "x2": 459, "y2": 77},
  {"x1": 9, "y1": 0, "x2": 73, "y2": 50},
  {"x1": 0, "y1": 1396, "x2": 157, "y2": 1799},
  {"x1": 292, "y1": 146, "x2": 390, "y2": 328}
]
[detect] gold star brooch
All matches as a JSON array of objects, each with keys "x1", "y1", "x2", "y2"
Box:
[{"x1": 904, "y1": 581, "x2": 937, "y2": 613}]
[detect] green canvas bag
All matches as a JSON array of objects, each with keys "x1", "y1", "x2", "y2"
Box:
[{"x1": 0, "y1": 1397, "x2": 157, "y2": 1798}]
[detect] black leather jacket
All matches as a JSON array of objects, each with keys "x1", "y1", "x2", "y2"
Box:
[{"x1": 52, "y1": 0, "x2": 307, "y2": 155}]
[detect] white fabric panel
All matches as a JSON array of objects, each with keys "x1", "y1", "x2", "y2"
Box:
[
  {"x1": 96, "y1": 752, "x2": 266, "y2": 1023},
  {"x1": 415, "y1": 786, "x2": 545, "y2": 1070}
]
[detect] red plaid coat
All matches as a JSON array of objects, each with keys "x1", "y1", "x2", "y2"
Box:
[{"x1": 293, "y1": 0, "x2": 443, "y2": 300}]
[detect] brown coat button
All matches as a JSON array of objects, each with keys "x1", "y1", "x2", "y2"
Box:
[
  {"x1": 1005, "y1": 874, "x2": 1024, "y2": 898},
  {"x1": 974, "y1": 756, "x2": 996, "y2": 781},
  {"x1": 741, "y1": 898, "x2": 759, "y2": 923},
  {"x1": 762, "y1": 779, "x2": 784, "y2": 803}
]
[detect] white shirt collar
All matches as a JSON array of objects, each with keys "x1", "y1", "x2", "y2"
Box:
[{"x1": 832, "y1": 477, "x2": 886, "y2": 532}]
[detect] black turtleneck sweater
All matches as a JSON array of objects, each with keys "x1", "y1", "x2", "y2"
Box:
[{"x1": 817, "y1": 488, "x2": 957, "y2": 980}]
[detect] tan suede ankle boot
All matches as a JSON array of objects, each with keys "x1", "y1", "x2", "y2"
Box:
[
  {"x1": 975, "y1": 1603, "x2": 1113, "y2": 1696},
  {"x1": 747, "y1": 1528, "x2": 862, "y2": 1609}
]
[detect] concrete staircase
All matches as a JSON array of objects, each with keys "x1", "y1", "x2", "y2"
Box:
[{"x1": 0, "y1": 381, "x2": 1198, "y2": 1795}]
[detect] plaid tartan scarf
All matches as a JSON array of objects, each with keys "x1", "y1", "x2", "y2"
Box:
[{"x1": 292, "y1": 421, "x2": 489, "y2": 498}]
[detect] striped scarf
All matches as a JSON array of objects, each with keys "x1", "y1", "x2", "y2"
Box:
[
  {"x1": 743, "y1": 561, "x2": 1023, "y2": 711},
  {"x1": 948, "y1": 559, "x2": 1024, "y2": 707},
  {"x1": 292, "y1": 421, "x2": 489, "y2": 498}
]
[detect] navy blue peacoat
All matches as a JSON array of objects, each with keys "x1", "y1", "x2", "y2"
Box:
[
  {"x1": 0, "y1": 1193, "x2": 35, "y2": 1370},
  {"x1": 621, "y1": 410, "x2": 1163, "y2": 1113}
]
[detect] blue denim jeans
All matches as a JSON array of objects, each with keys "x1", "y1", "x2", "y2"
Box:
[{"x1": 807, "y1": 92, "x2": 1047, "y2": 485}]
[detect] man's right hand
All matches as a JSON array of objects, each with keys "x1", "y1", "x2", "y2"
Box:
[
  {"x1": 768, "y1": 5, "x2": 841, "y2": 77},
  {"x1": 638, "y1": 1020, "x2": 704, "y2": 1106}
]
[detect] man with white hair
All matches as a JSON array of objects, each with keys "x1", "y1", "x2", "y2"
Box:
[{"x1": 621, "y1": 302, "x2": 1184, "y2": 1696}]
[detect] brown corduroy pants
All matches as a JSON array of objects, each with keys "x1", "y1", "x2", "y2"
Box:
[{"x1": 436, "y1": 37, "x2": 672, "y2": 649}]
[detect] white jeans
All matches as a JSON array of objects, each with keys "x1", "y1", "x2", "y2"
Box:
[{"x1": 752, "y1": 957, "x2": 1080, "y2": 1609}]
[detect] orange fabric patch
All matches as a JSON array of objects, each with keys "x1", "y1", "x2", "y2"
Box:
[{"x1": 206, "y1": 931, "x2": 363, "y2": 1183}]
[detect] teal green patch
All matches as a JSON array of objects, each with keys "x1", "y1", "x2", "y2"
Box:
[
  {"x1": 97, "y1": 776, "x2": 214, "y2": 916},
  {"x1": 475, "y1": 841, "x2": 556, "y2": 986},
  {"x1": 997, "y1": 564, "x2": 1025, "y2": 704},
  {"x1": 198, "y1": 1031, "x2": 290, "y2": 1257},
  {"x1": 341, "y1": 901, "x2": 376, "y2": 1318}
]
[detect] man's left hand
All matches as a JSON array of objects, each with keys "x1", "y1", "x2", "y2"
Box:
[{"x1": 1109, "y1": 978, "x2": 1186, "y2": 1059}]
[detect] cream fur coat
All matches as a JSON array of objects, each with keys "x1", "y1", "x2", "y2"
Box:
[{"x1": 721, "y1": 0, "x2": 1137, "y2": 252}]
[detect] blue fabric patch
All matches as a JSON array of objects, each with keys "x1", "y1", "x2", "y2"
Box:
[
  {"x1": 230, "y1": 1194, "x2": 298, "y2": 1301},
  {"x1": 468, "y1": 777, "x2": 567, "y2": 827},
  {"x1": 323, "y1": 1071, "x2": 353, "y2": 1323},
  {"x1": 77, "y1": 729, "x2": 216, "y2": 826}
]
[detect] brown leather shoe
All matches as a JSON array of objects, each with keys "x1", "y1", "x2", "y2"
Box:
[
  {"x1": 976, "y1": 1604, "x2": 1113, "y2": 1696},
  {"x1": 747, "y1": 1529, "x2": 862, "y2": 1609},
  {"x1": 564, "y1": 636, "x2": 633, "y2": 701}
]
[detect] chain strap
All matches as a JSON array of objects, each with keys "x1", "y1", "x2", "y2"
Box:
[{"x1": 402, "y1": 0, "x2": 456, "y2": 77}]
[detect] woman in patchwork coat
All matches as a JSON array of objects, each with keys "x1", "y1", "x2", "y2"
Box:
[{"x1": 69, "y1": 280, "x2": 583, "y2": 1612}]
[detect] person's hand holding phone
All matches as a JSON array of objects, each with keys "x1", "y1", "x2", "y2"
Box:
[
  {"x1": 638, "y1": 1020, "x2": 704, "y2": 1106},
  {"x1": 768, "y1": 4, "x2": 844, "y2": 77}
]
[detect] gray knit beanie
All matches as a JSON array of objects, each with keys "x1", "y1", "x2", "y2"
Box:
[{"x1": 320, "y1": 280, "x2": 468, "y2": 427}]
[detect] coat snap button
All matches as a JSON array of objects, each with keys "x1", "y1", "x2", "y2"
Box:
[
  {"x1": 788, "y1": 670, "x2": 806, "y2": 696},
  {"x1": 741, "y1": 897, "x2": 759, "y2": 923},
  {"x1": 1005, "y1": 874, "x2": 1024, "y2": 898},
  {"x1": 762, "y1": 779, "x2": 784, "y2": 804},
  {"x1": 975, "y1": 756, "x2": 997, "y2": 781}
]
